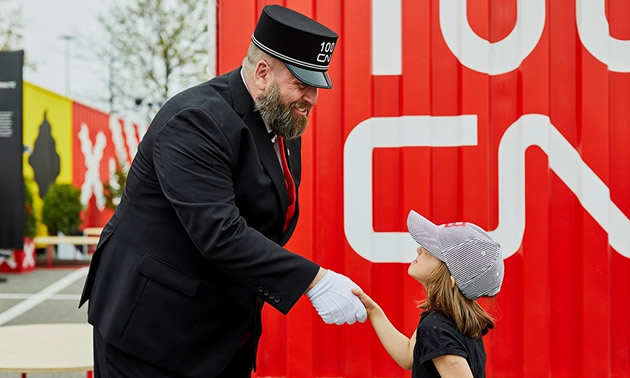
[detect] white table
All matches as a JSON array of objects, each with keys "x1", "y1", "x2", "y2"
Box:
[
  {"x1": 33, "y1": 236, "x2": 100, "y2": 267},
  {"x1": 0, "y1": 323, "x2": 93, "y2": 377},
  {"x1": 82, "y1": 228, "x2": 104, "y2": 237}
]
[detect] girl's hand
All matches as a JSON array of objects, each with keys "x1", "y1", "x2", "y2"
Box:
[
  {"x1": 351, "y1": 288, "x2": 383, "y2": 319},
  {"x1": 353, "y1": 288, "x2": 414, "y2": 369}
]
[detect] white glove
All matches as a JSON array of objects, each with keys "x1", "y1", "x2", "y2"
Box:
[{"x1": 306, "y1": 270, "x2": 368, "y2": 325}]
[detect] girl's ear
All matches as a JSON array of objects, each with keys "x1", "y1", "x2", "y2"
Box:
[{"x1": 450, "y1": 276, "x2": 456, "y2": 289}]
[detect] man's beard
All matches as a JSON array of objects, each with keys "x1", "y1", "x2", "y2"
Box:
[{"x1": 255, "y1": 82, "x2": 310, "y2": 140}]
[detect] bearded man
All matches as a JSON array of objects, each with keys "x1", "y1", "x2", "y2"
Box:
[{"x1": 79, "y1": 5, "x2": 367, "y2": 378}]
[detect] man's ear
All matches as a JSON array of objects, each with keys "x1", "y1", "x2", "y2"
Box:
[
  {"x1": 254, "y1": 59, "x2": 272, "y2": 91},
  {"x1": 450, "y1": 276, "x2": 456, "y2": 289}
]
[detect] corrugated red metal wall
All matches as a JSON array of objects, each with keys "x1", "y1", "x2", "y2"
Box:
[
  {"x1": 72, "y1": 102, "x2": 115, "y2": 227},
  {"x1": 218, "y1": 0, "x2": 630, "y2": 376},
  {"x1": 72, "y1": 104, "x2": 144, "y2": 228}
]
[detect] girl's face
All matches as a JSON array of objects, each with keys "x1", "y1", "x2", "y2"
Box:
[{"x1": 408, "y1": 246, "x2": 442, "y2": 285}]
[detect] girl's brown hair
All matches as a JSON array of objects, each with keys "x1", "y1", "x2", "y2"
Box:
[{"x1": 419, "y1": 262, "x2": 495, "y2": 338}]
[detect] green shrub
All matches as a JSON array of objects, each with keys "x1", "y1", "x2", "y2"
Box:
[
  {"x1": 24, "y1": 179, "x2": 37, "y2": 239},
  {"x1": 42, "y1": 183, "x2": 83, "y2": 235},
  {"x1": 103, "y1": 161, "x2": 127, "y2": 210}
]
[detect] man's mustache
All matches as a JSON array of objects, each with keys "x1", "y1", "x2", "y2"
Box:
[{"x1": 292, "y1": 101, "x2": 312, "y2": 116}]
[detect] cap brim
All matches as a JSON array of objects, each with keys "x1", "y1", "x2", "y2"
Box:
[
  {"x1": 407, "y1": 210, "x2": 444, "y2": 261},
  {"x1": 285, "y1": 63, "x2": 333, "y2": 89}
]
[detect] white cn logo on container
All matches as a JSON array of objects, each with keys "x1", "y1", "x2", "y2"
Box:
[
  {"x1": 346, "y1": 0, "x2": 630, "y2": 264},
  {"x1": 371, "y1": 0, "x2": 630, "y2": 75}
]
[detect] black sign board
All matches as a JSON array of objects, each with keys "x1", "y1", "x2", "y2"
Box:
[{"x1": 0, "y1": 51, "x2": 24, "y2": 249}]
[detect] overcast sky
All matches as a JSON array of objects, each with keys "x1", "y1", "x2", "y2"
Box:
[
  {"x1": 16, "y1": 0, "x2": 214, "y2": 117},
  {"x1": 17, "y1": 0, "x2": 119, "y2": 112}
]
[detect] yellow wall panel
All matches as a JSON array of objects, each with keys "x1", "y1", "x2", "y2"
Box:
[{"x1": 23, "y1": 82, "x2": 73, "y2": 236}]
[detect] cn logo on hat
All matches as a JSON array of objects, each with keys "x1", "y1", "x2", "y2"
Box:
[
  {"x1": 252, "y1": 5, "x2": 338, "y2": 89},
  {"x1": 317, "y1": 41, "x2": 336, "y2": 63},
  {"x1": 444, "y1": 222, "x2": 467, "y2": 228}
]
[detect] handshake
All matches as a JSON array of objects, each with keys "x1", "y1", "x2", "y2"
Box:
[{"x1": 305, "y1": 269, "x2": 368, "y2": 325}]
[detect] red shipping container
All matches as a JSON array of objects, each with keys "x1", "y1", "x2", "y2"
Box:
[{"x1": 217, "y1": 0, "x2": 630, "y2": 376}]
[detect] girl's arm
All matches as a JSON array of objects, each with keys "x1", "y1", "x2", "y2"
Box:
[
  {"x1": 433, "y1": 355, "x2": 474, "y2": 377},
  {"x1": 352, "y1": 289, "x2": 416, "y2": 370}
]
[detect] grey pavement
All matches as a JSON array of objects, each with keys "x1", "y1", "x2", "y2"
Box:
[{"x1": 0, "y1": 258, "x2": 91, "y2": 378}]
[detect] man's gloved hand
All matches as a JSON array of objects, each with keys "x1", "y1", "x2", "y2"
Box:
[{"x1": 306, "y1": 270, "x2": 368, "y2": 325}]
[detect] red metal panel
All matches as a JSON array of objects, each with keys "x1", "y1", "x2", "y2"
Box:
[
  {"x1": 219, "y1": 0, "x2": 630, "y2": 376},
  {"x1": 72, "y1": 102, "x2": 115, "y2": 228},
  {"x1": 72, "y1": 104, "x2": 143, "y2": 229},
  {"x1": 609, "y1": 3, "x2": 630, "y2": 376}
]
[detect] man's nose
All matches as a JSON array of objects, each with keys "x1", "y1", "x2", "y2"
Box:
[{"x1": 302, "y1": 86, "x2": 318, "y2": 106}]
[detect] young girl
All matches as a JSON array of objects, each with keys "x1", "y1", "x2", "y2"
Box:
[{"x1": 353, "y1": 210, "x2": 504, "y2": 377}]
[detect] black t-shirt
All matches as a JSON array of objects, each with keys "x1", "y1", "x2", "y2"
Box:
[{"x1": 412, "y1": 311, "x2": 486, "y2": 378}]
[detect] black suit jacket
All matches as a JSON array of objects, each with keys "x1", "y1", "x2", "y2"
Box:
[{"x1": 79, "y1": 68, "x2": 320, "y2": 377}]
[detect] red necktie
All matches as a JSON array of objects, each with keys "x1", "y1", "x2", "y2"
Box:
[{"x1": 277, "y1": 137, "x2": 296, "y2": 232}]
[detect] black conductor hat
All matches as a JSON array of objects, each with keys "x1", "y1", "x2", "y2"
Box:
[{"x1": 252, "y1": 5, "x2": 338, "y2": 89}]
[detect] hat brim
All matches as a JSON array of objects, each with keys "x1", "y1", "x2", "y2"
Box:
[
  {"x1": 407, "y1": 210, "x2": 445, "y2": 261},
  {"x1": 285, "y1": 63, "x2": 333, "y2": 89}
]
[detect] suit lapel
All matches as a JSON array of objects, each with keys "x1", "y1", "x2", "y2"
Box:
[{"x1": 228, "y1": 70, "x2": 289, "y2": 212}]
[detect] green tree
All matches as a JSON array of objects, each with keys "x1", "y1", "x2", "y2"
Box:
[
  {"x1": 98, "y1": 0, "x2": 210, "y2": 119},
  {"x1": 42, "y1": 183, "x2": 83, "y2": 236},
  {"x1": 24, "y1": 179, "x2": 37, "y2": 239},
  {"x1": 103, "y1": 161, "x2": 127, "y2": 210},
  {"x1": 0, "y1": 0, "x2": 35, "y2": 70},
  {"x1": 0, "y1": 0, "x2": 23, "y2": 51}
]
